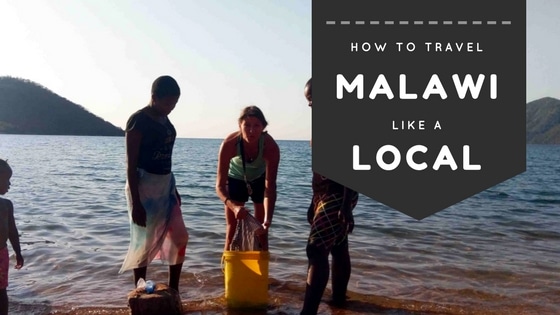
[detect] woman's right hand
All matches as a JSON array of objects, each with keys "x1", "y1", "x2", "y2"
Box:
[
  {"x1": 226, "y1": 199, "x2": 249, "y2": 220},
  {"x1": 231, "y1": 205, "x2": 249, "y2": 220},
  {"x1": 132, "y1": 203, "x2": 147, "y2": 227},
  {"x1": 233, "y1": 205, "x2": 249, "y2": 220}
]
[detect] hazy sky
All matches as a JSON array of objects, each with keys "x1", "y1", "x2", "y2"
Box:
[{"x1": 0, "y1": 1, "x2": 558, "y2": 139}]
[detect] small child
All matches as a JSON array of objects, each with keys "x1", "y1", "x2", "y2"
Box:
[{"x1": 0, "y1": 159, "x2": 24, "y2": 315}]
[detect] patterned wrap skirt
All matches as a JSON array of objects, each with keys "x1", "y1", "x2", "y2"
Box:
[{"x1": 119, "y1": 169, "x2": 189, "y2": 273}]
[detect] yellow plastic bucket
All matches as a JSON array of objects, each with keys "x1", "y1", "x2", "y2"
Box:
[{"x1": 222, "y1": 250, "x2": 269, "y2": 309}]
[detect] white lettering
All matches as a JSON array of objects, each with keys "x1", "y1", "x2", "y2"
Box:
[
  {"x1": 376, "y1": 145, "x2": 400, "y2": 171},
  {"x1": 423, "y1": 74, "x2": 448, "y2": 99},
  {"x1": 400, "y1": 74, "x2": 418, "y2": 99},
  {"x1": 351, "y1": 145, "x2": 480, "y2": 171},
  {"x1": 463, "y1": 145, "x2": 481, "y2": 170},
  {"x1": 337, "y1": 74, "x2": 363, "y2": 99},
  {"x1": 433, "y1": 145, "x2": 457, "y2": 170},
  {"x1": 369, "y1": 74, "x2": 394, "y2": 99},
  {"x1": 406, "y1": 145, "x2": 428, "y2": 171},
  {"x1": 453, "y1": 74, "x2": 485, "y2": 99},
  {"x1": 490, "y1": 74, "x2": 497, "y2": 99},
  {"x1": 336, "y1": 74, "x2": 496, "y2": 100},
  {"x1": 353, "y1": 145, "x2": 371, "y2": 170}
]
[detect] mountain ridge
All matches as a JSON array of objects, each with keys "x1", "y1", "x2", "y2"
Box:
[
  {"x1": 0, "y1": 76, "x2": 123, "y2": 136},
  {"x1": 526, "y1": 96, "x2": 560, "y2": 144}
]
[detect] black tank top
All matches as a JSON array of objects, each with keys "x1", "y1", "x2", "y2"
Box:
[{"x1": 126, "y1": 109, "x2": 176, "y2": 174}]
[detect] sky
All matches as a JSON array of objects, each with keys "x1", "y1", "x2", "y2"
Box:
[{"x1": 0, "y1": 0, "x2": 558, "y2": 140}]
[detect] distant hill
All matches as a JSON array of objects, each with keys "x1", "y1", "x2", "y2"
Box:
[
  {"x1": 526, "y1": 97, "x2": 560, "y2": 144},
  {"x1": 0, "y1": 76, "x2": 124, "y2": 136}
]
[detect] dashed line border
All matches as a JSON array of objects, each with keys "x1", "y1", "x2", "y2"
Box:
[{"x1": 326, "y1": 20, "x2": 512, "y2": 25}]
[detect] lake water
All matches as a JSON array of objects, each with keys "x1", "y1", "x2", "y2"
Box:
[{"x1": 0, "y1": 135, "x2": 559, "y2": 315}]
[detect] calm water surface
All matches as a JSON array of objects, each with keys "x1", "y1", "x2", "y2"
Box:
[{"x1": 0, "y1": 135, "x2": 559, "y2": 315}]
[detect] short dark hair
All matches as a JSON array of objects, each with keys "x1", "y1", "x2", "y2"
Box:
[
  {"x1": 151, "y1": 75, "x2": 180, "y2": 99},
  {"x1": 238, "y1": 106, "x2": 268, "y2": 128},
  {"x1": 0, "y1": 159, "x2": 11, "y2": 173},
  {"x1": 305, "y1": 78, "x2": 312, "y2": 89}
]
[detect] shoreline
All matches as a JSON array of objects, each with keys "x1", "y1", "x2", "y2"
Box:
[{"x1": 12, "y1": 292, "x2": 554, "y2": 315}]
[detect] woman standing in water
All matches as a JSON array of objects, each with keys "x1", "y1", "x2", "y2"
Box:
[
  {"x1": 216, "y1": 106, "x2": 280, "y2": 251},
  {"x1": 119, "y1": 75, "x2": 189, "y2": 292}
]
